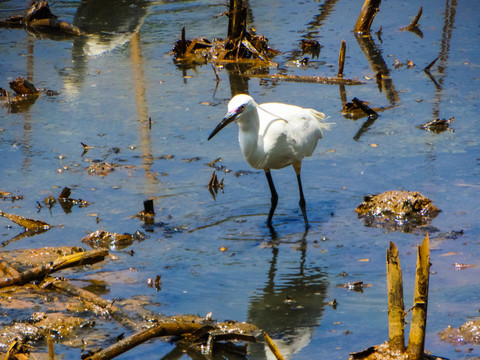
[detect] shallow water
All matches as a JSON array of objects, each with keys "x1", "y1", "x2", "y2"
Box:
[{"x1": 1, "y1": 0, "x2": 479, "y2": 359}]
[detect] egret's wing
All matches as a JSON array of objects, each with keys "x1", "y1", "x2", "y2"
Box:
[{"x1": 258, "y1": 102, "x2": 328, "y2": 161}]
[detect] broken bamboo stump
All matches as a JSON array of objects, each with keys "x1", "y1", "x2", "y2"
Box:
[
  {"x1": 387, "y1": 241, "x2": 405, "y2": 352},
  {"x1": 407, "y1": 233, "x2": 430, "y2": 359},
  {"x1": 349, "y1": 234, "x2": 433, "y2": 360}
]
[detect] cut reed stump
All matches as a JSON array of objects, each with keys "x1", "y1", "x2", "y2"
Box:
[
  {"x1": 407, "y1": 234, "x2": 430, "y2": 359},
  {"x1": 349, "y1": 234, "x2": 434, "y2": 360},
  {"x1": 337, "y1": 40, "x2": 347, "y2": 78},
  {"x1": 387, "y1": 241, "x2": 405, "y2": 352}
]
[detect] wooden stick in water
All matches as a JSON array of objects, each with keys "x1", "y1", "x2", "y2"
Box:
[
  {"x1": 337, "y1": 40, "x2": 346, "y2": 78},
  {"x1": 263, "y1": 332, "x2": 285, "y2": 360}
]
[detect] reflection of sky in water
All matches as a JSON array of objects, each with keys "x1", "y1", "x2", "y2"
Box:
[{"x1": 0, "y1": 0, "x2": 479, "y2": 359}]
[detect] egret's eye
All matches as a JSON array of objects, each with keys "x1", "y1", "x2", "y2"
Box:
[{"x1": 239, "y1": 104, "x2": 246, "y2": 112}]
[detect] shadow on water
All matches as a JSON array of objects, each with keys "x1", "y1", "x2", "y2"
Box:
[{"x1": 248, "y1": 233, "x2": 328, "y2": 360}]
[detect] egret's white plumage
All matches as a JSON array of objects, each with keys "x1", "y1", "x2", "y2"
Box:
[{"x1": 208, "y1": 94, "x2": 330, "y2": 229}]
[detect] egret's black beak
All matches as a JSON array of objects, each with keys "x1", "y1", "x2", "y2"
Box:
[{"x1": 207, "y1": 109, "x2": 239, "y2": 141}]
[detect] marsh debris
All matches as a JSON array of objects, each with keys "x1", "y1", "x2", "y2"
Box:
[
  {"x1": 84, "y1": 315, "x2": 260, "y2": 360},
  {"x1": 136, "y1": 199, "x2": 155, "y2": 224},
  {"x1": 0, "y1": 1, "x2": 85, "y2": 38},
  {"x1": 342, "y1": 99, "x2": 396, "y2": 121},
  {"x1": 9, "y1": 77, "x2": 39, "y2": 95},
  {"x1": 355, "y1": 191, "x2": 440, "y2": 232},
  {"x1": 81, "y1": 230, "x2": 147, "y2": 250},
  {"x1": 1, "y1": 76, "x2": 60, "y2": 113},
  {"x1": 146, "y1": 275, "x2": 162, "y2": 291},
  {"x1": 440, "y1": 320, "x2": 480, "y2": 345},
  {"x1": 337, "y1": 281, "x2": 371, "y2": 292},
  {"x1": 56, "y1": 186, "x2": 91, "y2": 213},
  {"x1": 0, "y1": 209, "x2": 51, "y2": 233},
  {"x1": 0, "y1": 247, "x2": 262, "y2": 359},
  {"x1": 81, "y1": 142, "x2": 94, "y2": 156},
  {"x1": 207, "y1": 171, "x2": 224, "y2": 200},
  {"x1": 417, "y1": 117, "x2": 454, "y2": 133},
  {"x1": 348, "y1": 97, "x2": 378, "y2": 120},
  {"x1": 300, "y1": 39, "x2": 322, "y2": 58},
  {"x1": 171, "y1": 1, "x2": 362, "y2": 87},
  {"x1": 172, "y1": 0, "x2": 279, "y2": 67},
  {"x1": 207, "y1": 157, "x2": 232, "y2": 173},
  {"x1": 0, "y1": 191, "x2": 24, "y2": 202},
  {"x1": 87, "y1": 161, "x2": 116, "y2": 176},
  {"x1": 0, "y1": 77, "x2": 39, "y2": 111}
]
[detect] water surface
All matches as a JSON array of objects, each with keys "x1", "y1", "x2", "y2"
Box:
[{"x1": 1, "y1": 0, "x2": 479, "y2": 359}]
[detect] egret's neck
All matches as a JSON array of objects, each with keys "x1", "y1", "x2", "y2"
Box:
[{"x1": 237, "y1": 108, "x2": 263, "y2": 168}]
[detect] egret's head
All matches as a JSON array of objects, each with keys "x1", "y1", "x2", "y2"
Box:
[{"x1": 207, "y1": 94, "x2": 255, "y2": 141}]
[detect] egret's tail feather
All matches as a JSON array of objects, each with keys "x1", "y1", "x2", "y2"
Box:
[{"x1": 310, "y1": 109, "x2": 333, "y2": 131}]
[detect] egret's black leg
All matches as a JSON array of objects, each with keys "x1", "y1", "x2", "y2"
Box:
[
  {"x1": 265, "y1": 170, "x2": 278, "y2": 227},
  {"x1": 293, "y1": 162, "x2": 309, "y2": 229}
]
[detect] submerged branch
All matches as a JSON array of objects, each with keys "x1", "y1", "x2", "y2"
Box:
[
  {"x1": 48, "y1": 278, "x2": 137, "y2": 330},
  {"x1": 85, "y1": 321, "x2": 207, "y2": 360},
  {"x1": 0, "y1": 249, "x2": 108, "y2": 288},
  {"x1": 241, "y1": 73, "x2": 365, "y2": 86}
]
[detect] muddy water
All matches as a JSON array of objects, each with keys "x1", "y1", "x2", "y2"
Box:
[{"x1": 0, "y1": 0, "x2": 479, "y2": 359}]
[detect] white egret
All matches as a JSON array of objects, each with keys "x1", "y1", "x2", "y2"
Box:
[{"x1": 208, "y1": 94, "x2": 330, "y2": 229}]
